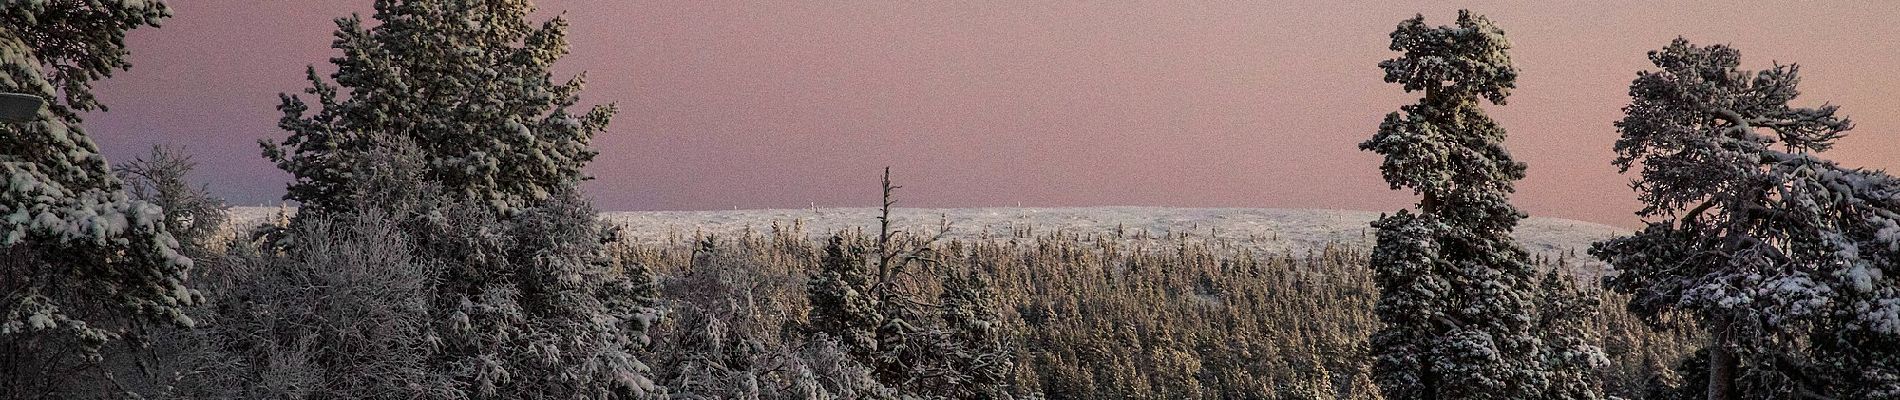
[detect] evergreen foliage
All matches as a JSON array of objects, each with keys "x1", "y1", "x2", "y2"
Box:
[
  {"x1": 117, "y1": 145, "x2": 230, "y2": 257},
  {"x1": 936, "y1": 268, "x2": 1014, "y2": 398},
  {"x1": 1535, "y1": 270, "x2": 1610, "y2": 400},
  {"x1": 263, "y1": 0, "x2": 614, "y2": 216},
  {"x1": 0, "y1": 2, "x2": 201, "y2": 397},
  {"x1": 809, "y1": 235, "x2": 883, "y2": 360},
  {"x1": 93, "y1": 145, "x2": 235, "y2": 399},
  {"x1": 256, "y1": 1, "x2": 660, "y2": 397},
  {"x1": 1360, "y1": 10, "x2": 1603, "y2": 399},
  {"x1": 1593, "y1": 39, "x2": 1900, "y2": 399},
  {"x1": 803, "y1": 170, "x2": 1021, "y2": 398},
  {"x1": 625, "y1": 224, "x2": 1692, "y2": 399}
]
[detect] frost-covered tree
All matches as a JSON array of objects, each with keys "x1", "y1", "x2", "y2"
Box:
[
  {"x1": 0, "y1": 2, "x2": 201, "y2": 397},
  {"x1": 1593, "y1": 39, "x2": 1900, "y2": 399},
  {"x1": 260, "y1": 2, "x2": 658, "y2": 397},
  {"x1": 1535, "y1": 270, "x2": 1609, "y2": 400},
  {"x1": 645, "y1": 237, "x2": 903, "y2": 399},
  {"x1": 805, "y1": 169, "x2": 1018, "y2": 398},
  {"x1": 936, "y1": 268, "x2": 1015, "y2": 398},
  {"x1": 295, "y1": 142, "x2": 662, "y2": 398},
  {"x1": 1359, "y1": 10, "x2": 1597, "y2": 399},
  {"x1": 263, "y1": 0, "x2": 614, "y2": 216},
  {"x1": 117, "y1": 145, "x2": 229, "y2": 257},
  {"x1": 196, "y1": 205, "x2": 455, "y2": 399},
  {"x1": 809, "y1": 235, "x2": 884, "y2": 358},
  {"x1": 430, "y1": 188, "x2": 660, "y2": 399}
]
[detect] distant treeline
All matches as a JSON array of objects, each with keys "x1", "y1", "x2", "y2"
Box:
[{"x1": 625, "y1": 223, "x2": 1700, "y2": 398}]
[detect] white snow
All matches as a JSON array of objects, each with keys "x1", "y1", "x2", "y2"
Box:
[{"x1": 228, "y1": 206, "x2": 1627, "y2": 264}]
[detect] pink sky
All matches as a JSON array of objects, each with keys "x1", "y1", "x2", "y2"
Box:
[{"x1": 83, "y1": 1, "x2": 1900, "y2": 226}]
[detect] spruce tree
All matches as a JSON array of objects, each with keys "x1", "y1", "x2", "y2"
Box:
[
  {"x1": 937, "y1": 268, "x2": 1014, "y2": 398},
  {"x1": 1360, "y1": 10, "x2": 1597, "y2": 399},
  {"x1": 1593, "y1": 39, "x2": 1900, "y2": 399},
  {"x1": 808, "y1": 235, "x2": 884, "y2": 359},
  {"x1": 0, "y1": 2, "x2": 200, "y2": 396},
  {"x1": 805, "y1": 169, "x2": 1018, "y2": 398},
  {"x1": 117, "y1": 145, "x2": 229, "y2": 258},
  {"x1": 1535, "y1": 270, "x2": 1609, "y2": 400}
]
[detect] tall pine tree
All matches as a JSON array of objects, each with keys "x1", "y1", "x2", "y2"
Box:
[
  {"x1": 0, "y1": 2, "x2": 200, "y2": 397},
  {"x1": 1594, "y1": 39, "x2": 1900, "y2": 399},
  {"x1": 1360, "y1": 10, "x2": 1600, "y2": 399}
]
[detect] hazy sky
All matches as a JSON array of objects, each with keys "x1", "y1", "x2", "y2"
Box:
[{"x1": 84, "y1": 1, "x2": 1900, "y2": 226}]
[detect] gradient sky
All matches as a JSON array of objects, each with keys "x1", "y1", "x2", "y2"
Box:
[{"x1": 82, "y1": 1, "x2": 1900, "y2": 226}]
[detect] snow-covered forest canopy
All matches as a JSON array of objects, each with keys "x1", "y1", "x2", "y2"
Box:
[{"x1": 2, "y1": 1, "x2": 1897, "y2": 400}]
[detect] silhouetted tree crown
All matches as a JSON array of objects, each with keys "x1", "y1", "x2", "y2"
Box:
[
  {"x1": 1594, "y1": 38, "x2": 1900, "y2": 399},
  {"x1": 1361, "y1": 10, "x2": 1604, "y2": 399}
]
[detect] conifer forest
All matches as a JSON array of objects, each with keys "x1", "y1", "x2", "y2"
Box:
[{"x1": 6, "y1": 1, "x2": 1900, "y2": 399}]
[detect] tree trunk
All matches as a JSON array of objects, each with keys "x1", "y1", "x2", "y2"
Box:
[{"x1": 1707, "y1": 320, "x2": 1736, "y2": 400}]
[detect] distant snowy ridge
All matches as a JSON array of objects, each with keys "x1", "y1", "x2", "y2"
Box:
[{"x1": 228, "y1": 206, "x2": 1624, "y2": 267}]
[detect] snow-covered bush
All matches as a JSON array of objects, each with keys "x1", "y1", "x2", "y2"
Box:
[
  {"x1": 642, "y1": 236, "x2": 900, "y2": 399},
  {"x1": 193, "y1": 206, "x2": 453, "y2": 399}
]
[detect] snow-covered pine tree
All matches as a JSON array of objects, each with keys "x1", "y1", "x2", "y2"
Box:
[
  {"x1": 264, "y1": 0, "x2": 614, "y2": 217},
  {"x1": 476, "y1": 189, "x2": 661, "y2": 398},
  {"x1": 1593, "y1": 38, "x2": 1900, "y2": 399},
  {"x1": 1535, "y1": 270, "x2": 1609, "y2": 400},
  {"x1": 0, "y1": 2, "x2": 201, "y2": 397},
  {"x1": 937, "y1": 268, "x2": 1015, "y2": 398},
  {"x1": 808, "y1": 235, "x2": 885, "y2": 360},
  {"x1": 117, "y1": 145, "x2": 230, "y2": 258},
  {"x1": 96, "y1": 145, "x2": 236, "y2": 399},
  {"x1": 1359, "y1": 10, "x2": 1598, "y2": 399},
  {"x1": 806, "y1": 169, "x2": 1019, "y2": 398},
  {"x1": 810, "y1": 234, "x2": 974, "y2": 397},
  {"x1": 260, "y1": 1, "x2": 658, "y2": 397}
]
